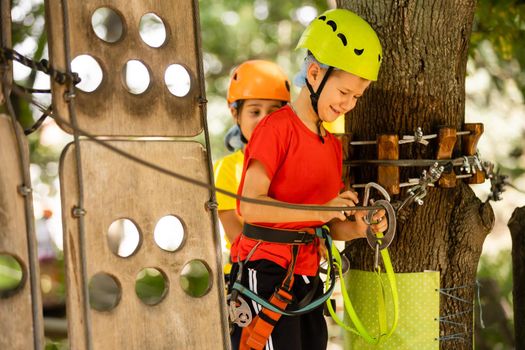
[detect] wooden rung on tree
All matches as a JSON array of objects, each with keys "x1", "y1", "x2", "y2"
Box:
[
  {"x1": 377, "y1": 134, "x2": 400, "y2": 195},
  {"x1": 436, "y1": 127, "x2": 457, "y2": 188},
  {"x1": 462, "y1": 123, "x2": 485, "y2": 184}
]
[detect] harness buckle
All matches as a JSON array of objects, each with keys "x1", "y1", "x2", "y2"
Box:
[{"x1": 293, "y1": 230, "x2": 311, "y2": 244}]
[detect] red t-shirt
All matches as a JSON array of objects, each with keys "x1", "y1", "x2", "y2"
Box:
[{"x1": 231, "y1": 105, "x2": 343, "y2": 276}]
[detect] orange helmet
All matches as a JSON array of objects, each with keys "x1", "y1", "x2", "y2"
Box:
[{"x1": 227, "y1": 60, "x2": 291, "y2": 105}]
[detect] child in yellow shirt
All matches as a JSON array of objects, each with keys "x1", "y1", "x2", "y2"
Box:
[{"x1": 213, "y1": 60, "x2": 291, "y2": 275}]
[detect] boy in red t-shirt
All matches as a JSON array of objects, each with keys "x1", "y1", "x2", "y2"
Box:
[{"x1": 229, "y1": 9, "x2": 388, "y2": 350}]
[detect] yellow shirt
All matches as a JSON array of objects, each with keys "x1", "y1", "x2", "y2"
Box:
[
  {"x1": 323, "y1": 114, "x2": 345, "y2": 134},
  {"x1": 213, "y1": 149, "x2": 244, "y2": 212},
  {"x1": 213, "y1": 150, "x2": 244, "y2": 274}
]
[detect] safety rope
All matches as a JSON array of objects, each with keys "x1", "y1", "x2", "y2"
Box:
[
  {"x1": 0, "y1": 47, "x2": 80, "y2": 85},
  {"x1": 24, "y1": 107, "x2": 52, "y2": 135},
  {"x1": 4, "y1": 77, "x2": 394, "y2": 215},
  {"x1": 334, "y1": 129, "x2": 471, "y2": 146},
  {"x1": 192, "y1": 5, "x2": 231, "y2": 346},
  {"x1": 1, "y1": 46, "x2": 44, "y2": 350},
  {"x1": 435, "y1": 282, "x2": 485, "y2": 343},
  {"x1": 59, "y1": 0, "x2": 92, "y2": 348},
  {"x1": 346, "y1": 157, "x2": 477, "y2": 167}
]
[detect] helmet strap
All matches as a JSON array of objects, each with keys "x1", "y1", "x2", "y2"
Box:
[
  {"x1": 305, "y1": 66, "x2": 334, "y2": 143},
  {"x1": 316, "y1": 120, "x2": 325, "y2": 144},
  {"x1": 237, "y1": 122, "x2": 249, "y2": 144}
]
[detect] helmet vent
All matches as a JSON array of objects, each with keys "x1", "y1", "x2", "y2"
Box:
[
  {"x1": 285, "y1": 80, "x2": 290, "y2": 92},
  {"x1": 318, "y1": 15, "x2": 326, "y2": 21},
  {"x1": 326, "y1": 20, "x2": 337, "y2": 32},
  {"x1": 378, "y1": 54, "x2": 382, "y2": 62},
  {"x1": 233, "y1": 73, "x2": 238, "y2": 80},
  {"x1": 354, "y1": 48, "x2": 364, "y2": 56},
  {"x1": 337, "y1": 33, "x2": 347, "y2": 46}
]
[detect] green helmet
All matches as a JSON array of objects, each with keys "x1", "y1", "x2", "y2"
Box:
[{"x1": 297, "y1": 9, "x2": 382, "y2": 81}]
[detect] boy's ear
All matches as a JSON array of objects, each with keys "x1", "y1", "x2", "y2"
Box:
[
  {"x1": 306, "y1": 61, "x2": 322, "y2": 86},
  {"x1": 229, "y1": 106, "x2": 238, "y2": 121}
]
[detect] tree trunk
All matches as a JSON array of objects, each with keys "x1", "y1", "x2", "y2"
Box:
[
  {"x1": 509, "y1": 206, "x2": 525, "y2": 349},
  {"x1": 336, "y1": 1, "x2": 495, "y2": 349}
]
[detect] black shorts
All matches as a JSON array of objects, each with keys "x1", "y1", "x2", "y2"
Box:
[{"x1": 229, "y1": 259, "x2": 328, "y2": 350}]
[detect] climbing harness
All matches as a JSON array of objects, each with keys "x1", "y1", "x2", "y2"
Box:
[
  {"x1": 230, "y1": 225, "x2": 338, "y2": 317},
  {"x1": 229, "y1": 224, "x2": 337, "y2": 349}
]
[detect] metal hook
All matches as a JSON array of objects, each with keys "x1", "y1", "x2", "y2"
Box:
[
  {"x1": 362, "y1": 182, "x2": 391, "y2": 207},
  {"x1": 361, "y1": 182, "x2": 397, "y2": 251}
]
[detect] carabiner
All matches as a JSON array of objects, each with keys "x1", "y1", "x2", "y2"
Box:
[{"x1": 361, "y1": 183, "x2": 397, "y2": 251}]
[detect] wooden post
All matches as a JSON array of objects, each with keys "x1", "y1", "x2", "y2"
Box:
[
  {"x1": 377, "y1": 134, "x2": 400, "y2": 195},
  {"x1": 508, "y1": 206, "x2": 525, "y2": 350},
  {"x1": 436, "y1": 127, "x2": 457, "y2": 188},
  {"x1": 342, "y1": 132, "x2": 353, "y2": 190},
  {"x1": 462, "y1": 123, "x2": 485, "y2": 184},
  {"x1": 0, "y1": 114, "x2": 44, "y2": 350},
  {"x1": 0, "y1": 0, "x2": 13, "y2": 105}
]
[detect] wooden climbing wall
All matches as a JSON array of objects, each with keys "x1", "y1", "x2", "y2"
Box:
[
  {"x1": 45, "y1": 0, "x2": 204, "y2": 136},
  {"x1": 44, "y1": 0, "x2": 229, "y2": 349},
  {"x1": 60, "y1": 141, "x2": 227, "y2": 349},
  {"x1": 0, "y1": 115, "x2": 44, "y2": 349}
]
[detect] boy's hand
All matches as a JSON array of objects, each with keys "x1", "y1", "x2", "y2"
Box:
[
  {"x1": 320, "y1": 190, "x2": 359, "y2": 222},
  {"x1": 355, "y1": 208, "x2": 388, "y2": 234}
]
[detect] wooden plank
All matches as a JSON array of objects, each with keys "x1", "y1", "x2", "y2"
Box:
[
  {"x1": 462, "y1": 123, "x2": 485, "y2": 184},
  {"x1": 377, "y1": 134, "x2": 400, "y2": 195},
  {"x1": 436, "y1": 127, "x2": 457, "y2": 188},
  {"x1": 0, "y1": 0, "x2": 13, "y2": 104},
  {"x1": 0, "y1": 114, "x2": 44, "y2": 349},
  {"x1": 60, "y1": 140, "x2": 229, "y2": 350},
  {"x1": 509, "y1": 206, "x2": 525, "y2": 350},
  {"x1": 46, "y1": 0, "x2": 205, "y2": 137}
]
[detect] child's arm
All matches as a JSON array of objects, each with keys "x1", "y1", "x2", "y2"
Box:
[
  {"x1": 240, "y1": 159, "x2": 358, "y2": 223},
  {"x1": 218, "y1": 210, "x2": 243, "y2": 244},
  {"x1": 329, "y1": 209, "x2": 388, "y2": 241}
]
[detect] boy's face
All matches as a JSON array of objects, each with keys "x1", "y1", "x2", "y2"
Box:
[
  {"x1": 231, "y1": 99, "x2": 283, "y2": 141},
  {"x1": 308, "y1": 63, "x2": 371, "y2": 122}
]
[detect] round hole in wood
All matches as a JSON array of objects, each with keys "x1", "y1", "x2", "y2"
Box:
[
  {"x1": 164, "y1": 64, "x2": 191, "y2": 97},
  {"x1": 122, "y1": 60, "x2": 151, "y2": 95},
  {"x1": 88, "y1": 272, "x2": 121, "y2": 311},
  {"x1": 153, "y1": 215, "x2": 185, "y2": 252},
  {"x1": 139, "y1": 13, "x2": 167, "y2": 48},
  {"x1": 91, "y1": 7, "x2": 124, "y2": 43},
  {"x1": 107, "y1": 218, "x2": 141, "y2": 258},
  {"x1": 71, "y1": 55, "x2": 103, "y2": 93},
  {"x1": 180, "y1": 260, "x2": 211, "y2": 298},
  {"x1": 0, "y1": 254, "x2": 25, "y2": 298},
  {"x1": 135, "y1": 267, "x2": 169, "y2": 306}
]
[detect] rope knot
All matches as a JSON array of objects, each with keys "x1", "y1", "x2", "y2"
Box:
[
  {"x1": 206, "y1": 200, "x2": 218, "y2": 211},
  {"x1": 402, "y1": 126, "x2": 429, "y2": 146},
  {"x1": 38, "y1": 58, "x2": 50, "y2": 74}
]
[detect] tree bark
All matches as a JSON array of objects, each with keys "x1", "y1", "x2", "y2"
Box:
[
  {"x1": 336, "y1": 1, "x2": 495, "y2": 349},
  {"x1": 509, "y1": 206, "x2": 525, "y2": 349}
]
